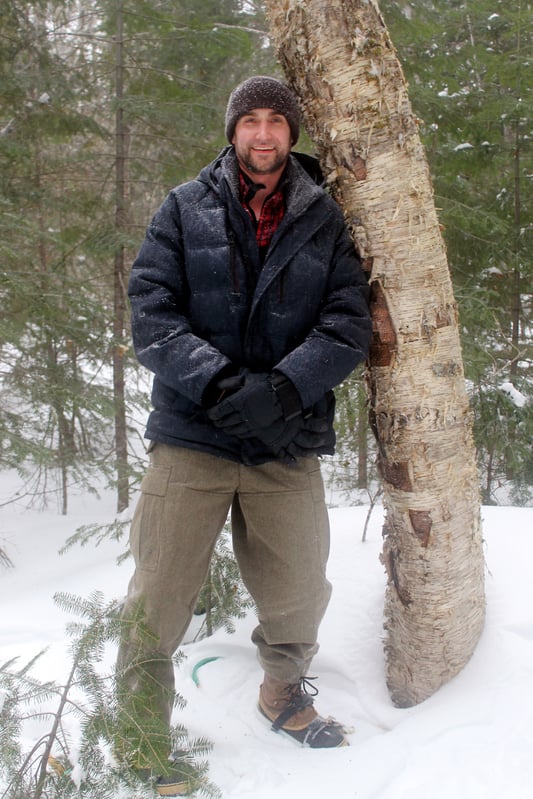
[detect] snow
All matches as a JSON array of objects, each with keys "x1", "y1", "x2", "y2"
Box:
[
  {"x1": 500, "y1": 381, "x2": 528, "y2": 408},
  {"x1": 1, "y1": 477, "x2": 533, "y2": 799}
]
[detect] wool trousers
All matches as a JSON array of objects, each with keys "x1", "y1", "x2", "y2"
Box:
[{"x1": 116, "y1": 443, "x2": 332, "y2": 736}]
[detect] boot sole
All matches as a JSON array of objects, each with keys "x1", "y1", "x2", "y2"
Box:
[{"x1": 155, "y1": 780, "x2": 190, "y2": 797}]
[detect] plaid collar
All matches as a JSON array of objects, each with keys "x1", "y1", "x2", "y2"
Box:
[{"x1": 238, "y1": 171, "x2": 285, "y2": 250}]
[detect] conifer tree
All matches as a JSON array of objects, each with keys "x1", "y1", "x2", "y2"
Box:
[
  {"x1": 0, "y1": 592, "x2": 218, "y2": 798},
  {"x1": 1, "y1": 0, "x2": 273, "y2": 512},
  {"x1": 0, "y1": 0, "x2": 115, "y2": 513}
]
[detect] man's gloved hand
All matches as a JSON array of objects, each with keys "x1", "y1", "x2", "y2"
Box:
[
  {"x1": 277, "y1": 390, "x2": 336, "y2": 462},
  {"x1": 207, "y1": 373, "x2": 303, "y2": 451},
  {"x1": 202, "y1": 370, "x2": 244, "y2": 408},
  {"x1": 284, "y1": 415, "x2": 335, "y2": 460}
]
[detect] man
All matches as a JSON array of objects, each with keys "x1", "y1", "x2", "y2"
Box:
[{"x1": 117, "y1": 76, "x2": 372, "y2": 796}]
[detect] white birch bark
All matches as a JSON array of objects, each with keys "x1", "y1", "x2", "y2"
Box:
[{"x1": 265, "y1": 0, "x2": 486, "y2": 706}]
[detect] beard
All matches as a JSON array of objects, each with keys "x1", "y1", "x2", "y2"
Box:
[{"x1": 235, "y1": 144, "x2": 290, "y2": 176}]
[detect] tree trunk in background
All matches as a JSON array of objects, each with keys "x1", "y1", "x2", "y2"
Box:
[
  {"x1": 357, "y1": 384, "x2": 368, "y2": 490},
  {"x1": 265, "y1": 0, "x2": 486, "y2": 706},
  {"x1": 114, "y1": 0, "x2": 129, "y2": 513}
]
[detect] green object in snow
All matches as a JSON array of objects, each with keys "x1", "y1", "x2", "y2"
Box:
[{"x1": 191, "y1": 656, "x2": 222, "y2": 686}]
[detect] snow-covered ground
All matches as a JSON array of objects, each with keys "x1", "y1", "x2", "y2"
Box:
[{"x1": 1, "y1": 475, "x2": 532, "y2": 799}]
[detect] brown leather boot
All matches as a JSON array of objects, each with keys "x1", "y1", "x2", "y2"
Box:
[{"x1": 258, "y1": 674, "x2": 348, "y2": 748}]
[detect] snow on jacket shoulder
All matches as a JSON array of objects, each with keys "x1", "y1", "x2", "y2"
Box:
[{"x1": 128, "y1": 147, "x2": 371, "y2": 465}]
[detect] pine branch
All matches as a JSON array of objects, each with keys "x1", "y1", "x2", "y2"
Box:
[{"x1": 33, "y1": 657, "x2": 78, "y2": 799}]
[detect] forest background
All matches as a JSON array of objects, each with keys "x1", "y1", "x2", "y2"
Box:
[{"x1": 1, "y1": 0, "x2": 532, "y2": 521}]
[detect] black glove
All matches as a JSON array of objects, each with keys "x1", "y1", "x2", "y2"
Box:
[
  {"x1": 207, "y1": 373, "x2": 303, "y2": 451},
  {"x1": 284, "y1": 415, "x2": 335, "y2": 459},
  {"x1": 202, "y1": 371, "x2": 243, "y2": 408},
  {"x1": 280, "y1": 390, "x2": 336, "y2": 461}
]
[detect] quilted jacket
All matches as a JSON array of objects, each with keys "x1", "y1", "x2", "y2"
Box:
[{"x1": 128, "y1": 146, "x2": 372, "y2": 465}]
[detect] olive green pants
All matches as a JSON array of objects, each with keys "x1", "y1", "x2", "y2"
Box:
[{"x1": 116, "y1": 443, "x2": 331, "y2": 741}]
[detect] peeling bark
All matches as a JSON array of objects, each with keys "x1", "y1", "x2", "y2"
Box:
[{"x1": 265, "y1": 0, "x2": 486, "y2": 706}]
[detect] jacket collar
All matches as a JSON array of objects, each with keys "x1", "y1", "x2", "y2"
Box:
[{"x1": 201, "y1": 146, "x2": 324, "y2": 219}]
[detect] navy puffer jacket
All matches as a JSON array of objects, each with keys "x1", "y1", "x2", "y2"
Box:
[{"x1": 128, "y1": 147, "x2": 371, "y2": 465}]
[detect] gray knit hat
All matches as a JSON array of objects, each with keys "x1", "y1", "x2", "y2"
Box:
[{"x1": 225, "y1": 76, "x2": 300, "y2": 144}]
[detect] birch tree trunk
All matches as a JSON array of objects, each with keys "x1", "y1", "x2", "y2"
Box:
[{"x1": 265, "y1": 0, "x2": 486, "y2": 707}]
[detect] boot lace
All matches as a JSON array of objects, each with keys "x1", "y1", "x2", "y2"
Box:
[{"x1": 287, "y1": 676, "x2": 319, "y2": 702}]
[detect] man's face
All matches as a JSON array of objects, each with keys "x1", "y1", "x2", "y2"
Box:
[{"x1": 232, "y1": 108, "x2": 292, "y2": 176}]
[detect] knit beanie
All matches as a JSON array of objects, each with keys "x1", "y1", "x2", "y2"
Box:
[{"x1": 225, "y1": 76, "x2": 300, "y2": 144}]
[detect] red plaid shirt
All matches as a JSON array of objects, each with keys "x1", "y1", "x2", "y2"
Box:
[{"x1": 239, "y1": 171, "x2": 285, "y2": 250}]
